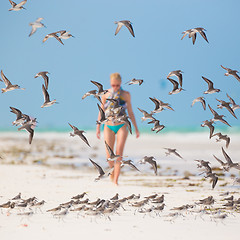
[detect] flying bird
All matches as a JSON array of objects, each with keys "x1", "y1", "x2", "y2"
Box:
[
  {"x1": 125, "y1": 78, "x2": 143, "y2": 86},
  {"x1": 114, "y1": 20, "x2": 135, "y2": 37},
  {"x1": 97, "y1": 103, "x2": 108, "y2": 124},
  {"x1": 191, "y1": 97, "x2": 206, "y2": 110},
  {"x1": 68, "y1": 123, "x2": 90, "y2": 147},
  {"x1": 167, "y1": 70, "x2": 183, "y2": 87},
  {"x1": 41, "y1": 84, "x2": 57, "y2": 108},
  {"x1": 89, "y1": 158, "x2": 111, "y2": 181},
  {"x1": 148, "y1": 119, "x2": 165, "y2": 133},
  {"x1": 139, "y1": 156, "x2": 158, "y2": 175},
  {"x1": 8, "y1": 0, "x2": 27, "y2": 11},
  {"x1": 181, "y1": 27, "x2": 208, "y2": 45},
  {"x1": 216, "y1": 98, "x2": 237, "y2": 119},
  {"x1": 208, "y1": 104, "x2": 231, "y2": 127},
  {"x1": 34, "y1": 71, "x2": 50, "y2": 90},
  {"x1": 226, "y1": 94, "x2": 240, "y2": 112},
  {"x1": 164, "y1": 148, "x2": 183, "y2": 159},
  {"x1": 43, "y1": 31, "x2": 64, "y2": 45},
  {"x1": 29, "y1": 18, "x2": 46, "y2": 37},
  {"x1": 167, "y1": 78, "x2": 185, "y2": 95},
  {"x1": 221, "y1": 65, "x2": 240, "y2": 83},
  {"x1": 18, "y1": 123, "x2": 35, "y2": 144},
  {"x1": 202, "y1": 76, "x2": 220, "y2": 94},
  {"x1": 212, "y1": 132, "x2": 230, "y2": 148},
  {"x1": 105, "y1": 141, "x2": 121, "y2": 162},
  {"x1": 91, "y1": 80, "x2": 108, "y2": 96},
  {"x1": 58, "y1": 31, "x2": 75, "y2": 40},
  {"x1": 201, "y1": 120, "x2": 215, "y2": 138},
  {"x1": 1, "y1": 70, "x2": 25, "y2": 93},
  {"x1": 138, "y1": 108, "x2": 155, "y2": 121}
]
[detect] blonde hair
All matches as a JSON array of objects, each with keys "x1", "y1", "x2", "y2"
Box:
[{"x1": 110, "y1": 72, "x2": 122, "y2": 82}]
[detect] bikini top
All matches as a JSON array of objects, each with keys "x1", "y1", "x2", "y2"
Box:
[{"x1": 104, "y1": 88, "x2": 127, "y2": 117}]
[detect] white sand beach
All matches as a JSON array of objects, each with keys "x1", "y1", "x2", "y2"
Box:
[{"x1": 0, "y1": 132, "x2": 240, "y2": 240}]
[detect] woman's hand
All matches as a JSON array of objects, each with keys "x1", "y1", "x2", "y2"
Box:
[
  {"x1": 96, "y1": 126, "x2": 101, "y2": 139},
  {"x1": 136, "y1": 129, "x2": 140, "y2": 138}
]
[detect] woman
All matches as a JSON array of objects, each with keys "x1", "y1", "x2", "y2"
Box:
[{"x1": 96, "y1": 73, "x2": 140, "y2": 185}]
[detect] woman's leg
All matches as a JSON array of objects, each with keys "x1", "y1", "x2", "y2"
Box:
[
  {"x1": 104, "y1": 125, "x2": 116, "y2": 180},
  {"x1": 114, "y1": 125, "x2": 128, "y2": 185}
]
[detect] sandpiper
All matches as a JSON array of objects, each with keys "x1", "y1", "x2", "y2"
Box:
[
  {"x1": 202, "y1": 76, "x2": 220, "y2": 94},
  {"x1": 149, "y1": 97, "x2": 164, "y2": 113},
  {"x1": 71, "y1": 192, "x2": 87, "y2": 200},
  {"x1": 41, "y1": 84, "x2": 57, "y2": 108},
  {"x1": 29, "y1": 18, "x2": 46, "y2": 37},
  {"x1": 164, "y1": 148, "x2": 183, "y2": 159},
  {"x1": 221, "y1": 65, "x2": 240, "y2": 83},
  {"x1": 216, "y1": 98, "x2": 237, "y2": 119},
  {"x1": 115, "y1": 20, "x2": 135, "y2": 37},
  {"x1": 10, "y1": 107, "x2": 25, "y2": 126},
  {"x1": 89, "y1": 158, "x2": 111, "y2": 181},
  {"x1": 167, "y1": 70, "x2": 183, "y2": 87},
  {"x1": 35, "y1": 71, "x2": 50, "y2": 90},
  {"x1": 208, "y1": 104, "x2": 231, "y2": 127},
  {"x1": 12, "y1": 192, "x2": 21, "y2": 200},
  {"x1": 147, "y1": 119, "x2": 165, "y2": 133},
  {"x1": 96, "y1": 103, "x2": 108, "y2": 124},
  {"x1": 191, "y1": 97, "x2": 206, "y2": 110},
  {"x1": 212, "y1": 132, "x2": 230, "y2": 148},
  {"x1": 125, "y1": 78, "x2": 143, "y2": 85},
  {"x1": 221, "y1": 147, "x2": 240, "y2": 171},
  {"x1": 68, "y1": 123, "x2": 90, "y2": 147},
  {"x1": 43, "y1": 31, "x2": 64, "y2": 45},
  {"x1": 82, "y1": 90, "x2": 102, "y2": 103},
  {"x1": 201, "y1": 120, "x2": 215, "y2": 138},
  {"x1": 226, "y1": 93, "x2": 240, "y2": 111},
  {"x1": 137, "y1": 108, "x2": 155, "y2": 121},
  {"x1": 1, "y1": 70, "x2": 25, "y2": 93},
  {"x1": 9, "y1": 0, "x2": 27, "y2": 11},
  {"x1": 139, "y1": 156, "x2": 158, "y2": 175},
  {"x1": 18, "y1": 123, "x2": 35, "y2": 144},
  {"x1": 59, "y1": 31, "x2": 75, "y2": 39},
  {"x1": 91, "y1": 80, "x2": 108, "y2": 96},
  {"x1": 116, "y1": 114, "x2": 132, "y2": 134},
  {"x1": 105, "y1": 141, "x2": 121, "y2": 161},
  {"x1": 167, "y1": 77, "x2": 185, "y2": 95},
  {"x1": 121, "y1": 160, "x2": 140, "y2": 172},
  {"x1": 181, "y1": 27, "x2": 208, "y2": 45},
  {"x1": 205, "y1": 171, "x2": 218, "y2": 189}
]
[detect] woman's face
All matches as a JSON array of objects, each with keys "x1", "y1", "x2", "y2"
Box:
[{"x1": 110, "y1": 78, "x2": 121, "y2": 92}]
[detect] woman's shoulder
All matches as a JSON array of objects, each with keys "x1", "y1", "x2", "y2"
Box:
[{"x1": 121, "y1": 89, "x2": 130, "y2": 96}]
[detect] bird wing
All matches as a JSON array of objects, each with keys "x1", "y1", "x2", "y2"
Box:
[
  {"x1": 89, "y1": 158, "x2": 105, "y2": 176},
  {"x1": 16, "y1": 0, "x2": 27, "y2": 7},
  {"x1": 68, "y1": 122, "x2": 78, "y2": 131},
  {"x1": 40, "y1": 73, "x2": 49, "y2": 90},
  {"x1": 191, "y1": 32, "x2": 197, "y2": 45},
  {"x1": 78, "y1": 132, "x2": 91, "y2": 147},
  {"x1": 202, "y1": 76, "x2": 214, "y2": 89},
  {"x1": 221, "y1": 65, "x2": 230, "y2": 71},
  {"x1": 123, "y1": 21, "x2": 135, "y2": 37},
  {"x1": 1, "y1": 70, "x2": 12, "y2": 86},
  {"x1": 137, "y1": 108, "x2": 148, "y2": 115},
  {"x1": 181, "y1": 30, "x2": 190, "y2": 40},
  {"x1": 233, "y1": 72, "x2": 240, "y2": 82},
  {"x1": 52, "y1": 34, "x2": 64, "y2": 45},
  {"x1": 10, "y1": 107, "x2": 22, "y2": 119},
  {"x1": 42, "y1": 84, "x2": 50, "y2": 102},
  {"x1": 105, "y1": 141, "x2": 115, "y2": 157},
  {"x1": 213, "y1": 155, "x2": 226, "y2": 166},
  {"x1": 167, "y1": 78, "x2": 179, "y2": 90},
  {"x1": 177, "y1": 73, "x2": 183, "y2": 87},
  {"x1": 123, "y1": 117, "x2": 132, "y2": 134},
  {"x1": 222, "y1": 147, "x2": 233, "y2": 165},
  {"x1": 226, "y1": 137, "x2": 230, "y2": 148},
  {"x1": 198, "y1": 30, "x2": 209, "y2": 43},
  {"x1": 174, "y1": 151, "x2": 183, "y2": 159},
  {"x1": 226, "y1": 93, "x2": 235, "y2": 105},
  {"x1": 36, "y1": 17, "x2": 44, "y2": 22},
  {"x1": 201, "y1": 98, "x2": 206, "y2": 110},
  {"x1": 9, "y1": 0, "x2": 17, "y2": 7},
  {"x1": 208, "y1": 104, "x2": 218, "y2": 117},
  {"x1": 219, "y1": 118, "x2": 231, "y2": 127},
  {"x1": 115, "y1": 22, "x2": 123, "y2": 36},
  {"x1": 97, "y1": 103, "x2": 106, "y2": 121},
  {"x1": 149, "y1": 97, "x2": 160, "y2": 111},
  {"x1": 212, "y1": 175, "x2": 218, "y2": 189},
  {"x1": 91, "y1": 80, "x2": 103, "y2": 92},
  {"x1": 29, "y1": 26, "x2": 37, "y2": 37}
]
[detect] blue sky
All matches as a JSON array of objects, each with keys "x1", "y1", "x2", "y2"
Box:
[{"x1": 0, "y1": 0, "x2": 239, "y2": 131}]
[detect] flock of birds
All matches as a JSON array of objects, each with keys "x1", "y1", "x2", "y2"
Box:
[
  {"x1": 1, "y1": 0, "x2": 240, "y2": 191},
  {"x1": 1, "y1": 191, "x2": 240, "y2": 222}
]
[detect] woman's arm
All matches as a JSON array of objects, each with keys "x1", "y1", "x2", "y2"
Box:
[{"x1": 125, "y1": 92, "x2": 140, "y2": 138}]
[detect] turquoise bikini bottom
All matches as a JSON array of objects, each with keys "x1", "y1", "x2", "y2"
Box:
[{"x1": 105, "y1": 124, "x2": 125, "y2": 134}]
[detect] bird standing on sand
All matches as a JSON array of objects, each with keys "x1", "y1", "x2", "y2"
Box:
[
  {"x1": 29, "y1": 18, "x2": 46, "y2": 37},
  {"x1": 68, "y1": 123, "x2": 90, "y2": 147},
  {"x1": 115, "y1": 20, "x2": 135, "y2": 37}
]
